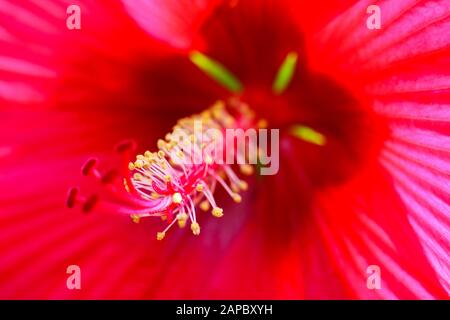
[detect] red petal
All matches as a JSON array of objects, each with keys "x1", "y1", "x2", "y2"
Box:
[{"x1": 122, "y1": 0, "x2": 223, "y2": 49}]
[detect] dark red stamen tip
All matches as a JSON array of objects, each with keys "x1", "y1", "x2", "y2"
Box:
[
  {"x1": 115, "y1": 140, "x2": 137, "y2": 154},
  {"x1": 101, "y1": 169, "x2": 118, "y2": 184},
  {"x1": 82, "y1": 194, "x2": 99, "y2": 213},
  {"x1": 81, "y1": 158, "x2": 98, "y2": 176},
  {"x1": 66, "y1": 187, "x2": 79, "y2": 208}
]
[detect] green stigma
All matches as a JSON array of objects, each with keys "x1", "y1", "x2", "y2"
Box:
[
  {"x1": 190, "y1": 51, "x2": 243, "y2": 93},
  {"x1": 272, "y1": 52, "x2": 298, "y2": 95},
  {"x1": 290, "y1": 125, "x2": 327, "y2": 146}
]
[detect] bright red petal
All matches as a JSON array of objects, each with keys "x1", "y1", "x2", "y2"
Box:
[{"x1": 121, "y1": 0, "x2": 223, "y2": 49}]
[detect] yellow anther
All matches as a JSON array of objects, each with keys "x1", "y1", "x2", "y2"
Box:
[
  {"x1": 239, "y1": 180, "x2": 248, "y2": 191},
  {"x1": 177, "y1": 213, "x2": 188, "y2": 228},
  {"x1": 205, "y1": 155, "x2": 213, "y2": 165},
  {"x1": 240, "y1": 103, "x2": 255, "y2": 118},
  {"x1": 196, "y1": 183, "x2": 204, "y2": 192},
  {"x1": 164, "y1": 175, "x2": 172, "y2": 182},
  {"x1": 191, "y1": 222, "x2": 200, "y2": 236},
  {"x1": 257, "y1": 119, "x2": 268, "y2": 128},
  {"x1": 212, "y1": 207, "x2": 224, "y2": 218},
  {"x1": 150, "y1": 192, "x2": 160, "y2": 199},
  {"x1": 144, "y1": 150, "x2": 152, "y2": 158},
  {"x1": 136, "y1": 154, "x2": 145, "y2": 160},
  {"x1": 172, "y1": 192, "x2": 183, "y2": 204},
  {"x1": 212, "y1": 102, "x2": 225, "y2": 117},
  {"x1": 200, "y1": 200, "x2": 210, "y2": 212},
  {"x1": 176, "y1": 150, "x2": 185, "y2": 158},
  {"x1": 177, "y1": 212, "x2": 188, "y2": 220},
  {"x1": 232, "y1": 193, "x2": 242, "y2": 203},
  {"x1": 178, "y1": 117, "x2": 188, "y2": 124},
  {"x1": 158, "y1": 150, "x2": 165, "y2": 158},
  {"x1": 178, "y1": 219, "x2": 187, "y2": 229},
  {"x1": 240, "y1": 164, "x2": 254, "y2": 176},
  {"x1": 157, "y1": 139, "x2": 166, "y2": 149},
  {"x1": 212, "y1": 100, "x2": 225, "y2": 110},
  {"x1": 134, "y1": 159, "x2": 145, "y2": 169},
  {"x1": 201, "y1": 110, "x2": 211, "y2": 120},
  {"x1": 133, "y1": 173, "x2": 143, "y2": 180},
  {"x1": 161, "y1": 215, "x2": 167, "y2": 221},
  {"x1": 156, "y1": 232, "x2": 166, "y2": 241},
  {"x1": 130, "y1": 214, "x2": 140, "y2": 224},
  {"x1": 223, "y1": 116, "x2": 235, "y2": 127},
  {"x1": 165, "y1": 133, "x2": 172, "y2": 141},
  {"x1": 212, "y1": 110, "x2": 222, "y2": 120},
  {"x1": 128, "y1": 162, "x2": 135, "y2": 171}
]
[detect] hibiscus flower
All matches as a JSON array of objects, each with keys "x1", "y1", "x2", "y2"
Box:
[{"x1": 0, "y1": 0, "x2": 449, "y2": 299}]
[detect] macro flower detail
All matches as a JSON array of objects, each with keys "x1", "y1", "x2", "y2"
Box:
[
  {"x1": 0, "y1": 0, "x2": 449, "y2": 300},
  {"x1": 68, "y1": 100, "x2": 258, "y2": 240}
]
